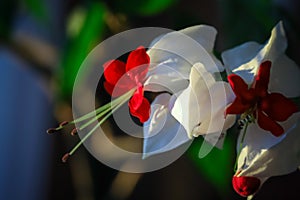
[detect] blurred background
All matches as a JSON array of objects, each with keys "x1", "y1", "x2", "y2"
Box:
[{"x1": 0, "y1": 0, "x2": 300, "y2": 199}]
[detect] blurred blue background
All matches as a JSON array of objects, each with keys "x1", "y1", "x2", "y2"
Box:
[{"x1": 0, "y1": 0, "x2": 300, "y2": 199}]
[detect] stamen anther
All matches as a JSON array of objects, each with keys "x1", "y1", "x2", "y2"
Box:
[
  {"x1": 60, "y1": 121, "x2": 69, "y2": 126},
  {"x1": 47, "y1": 128, "x2": 57, "y2": 134},
  {"x1": 62, "y1": 153, "x2": 70, "y2": 163},
  {"x1": 71, "y1": 128, "x2": 78, "y2": 136}
]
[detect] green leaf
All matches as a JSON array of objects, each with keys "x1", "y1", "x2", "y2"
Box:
[
  {"x1": 244, "y1": 0, "x2": 276, "y2": 31},
  {"x1": 137, "y1": 0, "x2": 178, "y2": 15},
  {"x1": 219, "y1": 0, "x2": 278, "y2": 47},
  {"x1": 187, "y1": 134, "x2": 235, "y2": 197},
  {"x1": 59, "y1": 2, "x2": 106, "y2": 98},
  {"x1": 114, "y1": 0, "x2": 178, "y2": 16}
]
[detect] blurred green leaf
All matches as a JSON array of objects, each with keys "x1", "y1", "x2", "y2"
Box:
[
  {"x1": 220, "y1": 0, "x2": 278, "y2": 47},
  {"x1": 114, "y1": 0, "x2": 178, "y2": 16},
  {"x1": 66, "y1": 7, "x2": 86, "y2": 39},
  {"x1": 187, "y1": 135, "x2": 235, "y2": 197},
  {"x1": 244, "y1": 0, "x2": 276, "y2": 31},
  {"x1": 60, "y1": 2, "x2": 106, "y2": 98}
]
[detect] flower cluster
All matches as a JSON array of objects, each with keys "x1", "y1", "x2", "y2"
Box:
[{"x1": 48, "y1": 21, "x2": 300, "y2": 198}]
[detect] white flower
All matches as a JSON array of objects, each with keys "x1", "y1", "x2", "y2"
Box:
[
  {"x1": 222, "y1": 21, "x2": 300, "y2": 197},
  {"x1": 143, "y1": 25, "x2": 227, "y2": 158}
]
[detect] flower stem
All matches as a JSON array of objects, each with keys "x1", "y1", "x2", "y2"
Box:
[{"x1": 234, "y1": 121, "x2": 249, "y2": 172}]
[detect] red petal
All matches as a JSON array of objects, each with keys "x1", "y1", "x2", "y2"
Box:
[
  {"x1": 228, "y1": 74, "x2": 256, "y2": 103},
  {"x1": 128, "y1": 87, "x2": 150, "y2": 123},
  {"x1": 103, "y1": 60, "x2": 126, "y2": 86},
  {"x1": 129, "y1": 97, "x2": 150, "y2": 123},
  {"x1": 254, "y1": 61, "x2": 271, "y2": 97},
  {"x1": 257, "y1": 109, "x2": 284, "y2": 136},
  {"x1": 103, "y1": 82, "x2": 114, "y2": 96},
  {"x1": 126, "y1": 46, "x2": 150, "y2": 72},
  {"x1": 104, "y1": 82, "x2": 131, "y2": 97},
  {"x1": 260, "y1": 93, "x2": 298, "y2": 122},
  {"x1": 226, "y1": 98, "x2": 252, "y2": 115},
  {"x1": 232, "y1": 176, "x2": 260, "y2": 197},
  {"x1": 129, "y1": 86, "x2": 144, "y2": 110}
]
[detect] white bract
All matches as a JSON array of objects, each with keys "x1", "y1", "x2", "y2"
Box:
[
  {"x1": 235, "y1": 114, "x2": 300, "y2": 198},
  {"x1": 222, "y1": 21, "x2": 300, "y2": 98},
  {"x1": 143, "y1": 25, "x2": 230, "y2": 158},
  {"x1": 144, "y1": 25, "x2": 223, "y2": 93},
  {"x1": 143, "y1": 93, "x2": 191, "y2": 159},
  {"x1": 171, "y1": 63, "x2": 235, "y2": 139}
]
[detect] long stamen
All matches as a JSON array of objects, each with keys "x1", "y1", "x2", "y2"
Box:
[
  {"x1": 62, "y1": 91, "x2": 132, "y2": 162},
  {"x1": 74, "y1": 89, "x2": 135, "y2": 132},
  {"x1": 73, "y1": 89, "x2": 135, "y2": 123},
  {"x1": 47, "y1": 89, "x2": 135, "y2": 134},
  {"x1": 77, "y1": 103, "x2": 114, "y2": 131},
  {"x1": 71, "y1": 96, "x2": 122, "y2": 123}
]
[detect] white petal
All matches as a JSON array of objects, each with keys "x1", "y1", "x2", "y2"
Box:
[
  {"x1": 179, "y1": 25, "x2": 223, "y2": 69},
  {"x1": 171, "y1": 63, "x2": 236, "y2": 139},
  {"x1": 143, "y1": 93, "x2": 191, "y2": 159},
  {"x1": 223, "y1": 21, "x2": 288, "y2": 84},
  {"x1": 171, "y1": 85, "x2": 200, "y2": 138},
  {"x1": 202, "y1": 132, "x2": 226, "y2": 150},
  {"x1": 262, "y1": 21, "x2": 287, "y2": 61},
  {"x1": 148, "y1": 25, "x2": 217, "y2": 51},
  {"x1": 269, "y1": 55, "x2": 300, "y2": 97},
  {"x1": 192, "y1": 81, "x2": 235, "y2": 135},
  {"x1": 221, "y1": 41, "x2": 262, "y2": 75},
  {"x1": 145, "y1": 25, "x2": 222, "y2": 92},
  {"x1": 171, "y1": 63, "x2": 213, "y2": 137},
  {"x1": 202, "y1": 112, "x2": 236, "y2": 149},
  {"x1": 144, "y1": 60, "x2": 189, "y2": 93},
  {"x1": 236, "y1": 112, "x2": 300, "y2": 181}
]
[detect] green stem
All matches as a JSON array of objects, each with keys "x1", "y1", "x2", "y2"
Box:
[{"x1": 234, "y1": 121, "x2": 249, "y2": 172}]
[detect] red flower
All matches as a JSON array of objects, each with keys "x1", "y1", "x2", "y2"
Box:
[
  {"x1": 226, "y1": 61, "x2": 298, "y2": 136},
  {"x1": 103, "y1": 46, "x2": 150, "y2": 123}
]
